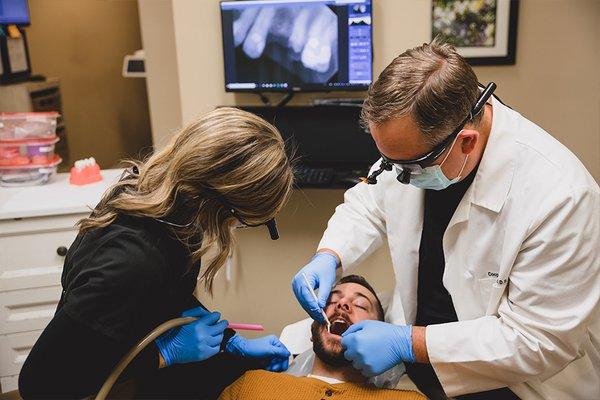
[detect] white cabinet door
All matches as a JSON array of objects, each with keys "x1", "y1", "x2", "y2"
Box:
[
  {"x1": 0, "y1": 374, "x2": 18, "y2": 393},
  {"x1": 0, "y1": 226, "x2": 79, "y2": 292},
  {"x1": 0, "y1": 330, "x2": 43, "y2": 378},
  {"x1": 0, "y1": 286, "x2": 62, "y2": 335}
]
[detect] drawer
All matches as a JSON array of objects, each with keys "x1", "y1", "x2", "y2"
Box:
[
  {"x1": 0, "y1": 229, "x2": 77, "y2": 291},
  {"x1": 0, "y1": 286, "x2": 61, "y2": 335},
  {"x1": 0, "y1": 330, "x2": 43, "y2": 377},
  {"x1": 0, "y1": 214, "x2": 84, "y2": 236},
  {"x1": 0, "y1": 374, "x2": 18, "y2": 393}
]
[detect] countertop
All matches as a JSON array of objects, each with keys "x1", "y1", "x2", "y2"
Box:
[{"x1": 0, "y1": 169, "x2": 124, "y2": 220}]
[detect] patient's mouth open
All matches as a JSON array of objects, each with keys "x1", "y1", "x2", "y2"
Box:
[{"x1": 329, "y1": 319, "x2": 350, "y2": 336}]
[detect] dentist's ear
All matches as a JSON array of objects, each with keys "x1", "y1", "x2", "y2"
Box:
[{"x1": 458, "y1": 129, "x2": 479, "y2": 155}]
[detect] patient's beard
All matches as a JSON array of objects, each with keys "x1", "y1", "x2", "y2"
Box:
[{"x1": 311, "y1": 321, "x2": 352, "y2": 368}]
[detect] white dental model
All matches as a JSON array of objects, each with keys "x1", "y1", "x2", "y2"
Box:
[{"x1": 74, "y1": 157, "x2": 97, "y2": 171}]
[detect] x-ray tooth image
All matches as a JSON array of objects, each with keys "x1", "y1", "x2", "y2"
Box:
[{"x1": 231, "y1": 4, "x2": 339, "y2": 84}]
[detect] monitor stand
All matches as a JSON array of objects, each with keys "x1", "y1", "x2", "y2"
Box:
[
  {"x1": 254, "y1": 91, "x2": 295, "y2": 107},
  {"x1": 312, "y1": 98, "x2": 365, "y2": 106}
]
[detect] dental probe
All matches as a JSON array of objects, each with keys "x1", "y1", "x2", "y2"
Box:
[{"x1": 302, "y1": 273, "x2": 331, "y2": 332}]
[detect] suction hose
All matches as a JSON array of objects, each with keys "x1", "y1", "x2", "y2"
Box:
[{"x1": 94, "y1": 316, "x2": 195, "y2": 400}]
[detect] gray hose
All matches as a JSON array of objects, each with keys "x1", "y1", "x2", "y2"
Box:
[{"x1": 94, "y1": 316, "x2": 196, "y2": 400}]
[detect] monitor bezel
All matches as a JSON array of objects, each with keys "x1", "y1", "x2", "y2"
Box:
[{"x1": 219, "y1": 0, "x2": 373, "y2": 93}]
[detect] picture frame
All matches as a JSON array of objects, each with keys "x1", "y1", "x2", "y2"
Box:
[{"x1": 431, "y1": 0, "x2": 519, "y2": 66}]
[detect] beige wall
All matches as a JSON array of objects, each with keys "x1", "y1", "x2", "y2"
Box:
[
  {"x1": 139, "y1": 0, "x2": 600, "y2": 337},
  {"x1": 137, "y1": 0, "x2": 183, "y2": 148},
  {"x1": 27, "y1": 0, "x2": 152, "y2": 169}
]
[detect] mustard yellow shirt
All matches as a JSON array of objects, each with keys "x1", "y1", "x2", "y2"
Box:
[{"x1": 219, "y1": 370, "x2": 426, "y2": 400}]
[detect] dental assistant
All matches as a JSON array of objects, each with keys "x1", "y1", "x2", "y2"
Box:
[
  {"x1": 293, "y1": 40, "x2": 599, "y2": 399},
  {"x1": 19, "y1": 108, "x2": 294, "y2": 399}
]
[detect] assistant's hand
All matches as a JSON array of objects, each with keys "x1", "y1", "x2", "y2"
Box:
[
  {"x1": 226, "y1": 334, "x2": 291, "y2": 372},
  {"x1": 292, "y1": 252, "x2": 338, "y2": 323},
  {"x1": 341, "y1": 320, "x2": 415, "y2": 377},
  {"x1": 155, "y1": 306, "x2": 228, "y2": 367}
]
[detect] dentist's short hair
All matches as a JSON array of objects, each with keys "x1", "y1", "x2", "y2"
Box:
[{"x1": 361, "y1": 37, "x2": 483, "y2": 146}]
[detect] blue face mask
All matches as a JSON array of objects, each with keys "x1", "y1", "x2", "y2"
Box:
[{"x1": 396, "y1": 136, "x2": 469, "y2": 191}]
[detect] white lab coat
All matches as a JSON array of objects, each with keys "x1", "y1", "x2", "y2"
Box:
[{"x1": 318, "y1": 97, "x2": 600, "y2": 399}]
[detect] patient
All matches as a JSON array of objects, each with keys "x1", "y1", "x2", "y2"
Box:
[{"x1": 219, "y1": 275, "x2": 425, "y2": 400}]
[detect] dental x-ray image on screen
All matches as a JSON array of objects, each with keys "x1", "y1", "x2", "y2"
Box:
[{"x1": 221, "y1": 0, "x2": 373, "y2": 92}]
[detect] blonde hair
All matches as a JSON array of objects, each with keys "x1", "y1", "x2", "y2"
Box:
[
  {"x1": 78, "y1": 107, "x2": 294, "y2": 293},
  {"x1": 361, "y1": 37, "x2": 482, "y2": 146}
]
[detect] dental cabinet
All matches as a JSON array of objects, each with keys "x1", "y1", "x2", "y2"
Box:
[{"x1": 0, "y1": 169, "x2": 122, "y2": 393}]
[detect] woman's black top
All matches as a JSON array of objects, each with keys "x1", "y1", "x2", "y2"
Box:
[{"x1": 18, "y1": 214, "x2": 233, "y2": 399}]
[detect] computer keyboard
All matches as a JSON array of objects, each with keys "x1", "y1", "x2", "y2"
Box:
[{"x1": 295, "y1": 167, "x2": 335, "y2": 186}]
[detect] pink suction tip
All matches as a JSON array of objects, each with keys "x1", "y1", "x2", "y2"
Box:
[{"x1": 227, "y1": 323, "x2": 264, "y2": 331}]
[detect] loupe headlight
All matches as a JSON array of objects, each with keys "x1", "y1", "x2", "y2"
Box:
[{"x1": 393, "y1": 164, "x2": 425, "y2": 185}]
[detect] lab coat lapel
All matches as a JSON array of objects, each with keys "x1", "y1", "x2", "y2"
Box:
[
  {"x1": 446, "y1": 96, "x2": 516, "y2": 230},
  {"x1": 469, "y1": 96, "x2": 516, "y2": 214},
  {"x1": 443, "y1": 97, "x2": 517, "y2": 314}
]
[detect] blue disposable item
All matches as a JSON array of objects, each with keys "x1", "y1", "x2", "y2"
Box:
[
  {"x1": 226, "y1": 333, "x2": 291, "y2": 372},
  {"x1": 154, "y1": 307, "x2": 227, "y2": 367},
  {"x1": 292, "y1": 253, "x2": 338, "y2": 323},
  {"x1": 341, "y1": 320, "x2": 415, "y2": 377},
  {"x1": 302, "y1": 273, "x2": 331, "y2": 332},
  {"x1": 398, "y1": 134, "x2": 469, "y2": 190}
]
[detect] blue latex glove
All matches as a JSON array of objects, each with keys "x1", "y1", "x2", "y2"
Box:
[
  {"x1": 226, "y1": 334, "x2": 291, "y2": 372},
  {"x1": 291, "y1": 252, "x2": 338, "y2": 323},
  {"x1": 341, "y1": 320, "x2": 415, "y2": 377},
  {"x1": 155, "y1": 306, "x2": 228, "y2": 367}
]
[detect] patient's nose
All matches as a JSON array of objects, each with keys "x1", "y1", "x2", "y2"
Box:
[{"x1": 336, "y1": 297, "x2": 351, "y2": 312}]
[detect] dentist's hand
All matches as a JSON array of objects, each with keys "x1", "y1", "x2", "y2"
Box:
[
  {"x1": 155, "y1": 307, "x2": 227, "y2": 367},
  {"x1": 292, "y1": 252, "x2": 338, "y2": 323},
  {"x1": 226, "y1": 334, "x2": 291, "y2": 372},
  {"x1": 341, "y1": 320, "x2": 415, "y2": 377}
]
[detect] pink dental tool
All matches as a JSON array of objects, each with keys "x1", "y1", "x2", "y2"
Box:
[{"x1": 227, "y1": 323, "x2": 264, "y2": 331}]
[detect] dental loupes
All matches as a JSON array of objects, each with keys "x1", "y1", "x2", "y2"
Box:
[{"x1": 302, "y1": 273, "x2": 331, "y2": 332}]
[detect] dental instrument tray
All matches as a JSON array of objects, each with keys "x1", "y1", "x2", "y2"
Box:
[
  {"x1": 0, "y1": 155, "x2": 62, "y2": 186},
  {"x1": 0, "y1": 112, "x2": 62, "y2": 186},
  {"x1": 0, "y1": 112, "x2": 59, "y2": 140}
]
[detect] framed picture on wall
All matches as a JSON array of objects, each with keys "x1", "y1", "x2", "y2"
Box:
[{"x1": 431, "y1": 0, "x2": 519, "y2": 65}]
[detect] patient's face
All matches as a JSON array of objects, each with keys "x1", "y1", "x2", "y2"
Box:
[{"x1": 311, "y1": 282, "x2": 381, "y2": 367}]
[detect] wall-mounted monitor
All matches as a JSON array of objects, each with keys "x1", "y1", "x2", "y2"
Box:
[
  {"x1": 220, "y1": 0, "x2": 373, "y2": 92},
  {"x1": 0, "y1": 0, "x2": 31, "y2": 26}
]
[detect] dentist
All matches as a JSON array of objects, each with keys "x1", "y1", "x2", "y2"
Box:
[{"x1": 292, "y1": 39, "x2": 599, "y2": 399}]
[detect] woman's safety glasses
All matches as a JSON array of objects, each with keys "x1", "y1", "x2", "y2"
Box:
[
  {"x1": 153, "y1": 187, "x2": 280, "y2": 240},
  {"x1": 231, "y1": 211, "x2": 279, "y2": 240},
  {"x1": 209, "y1": 189, "x2": 280, "y2": 240},
  {"x1": 366, "y1": 82, "x2": 497, "y2": 185}
]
